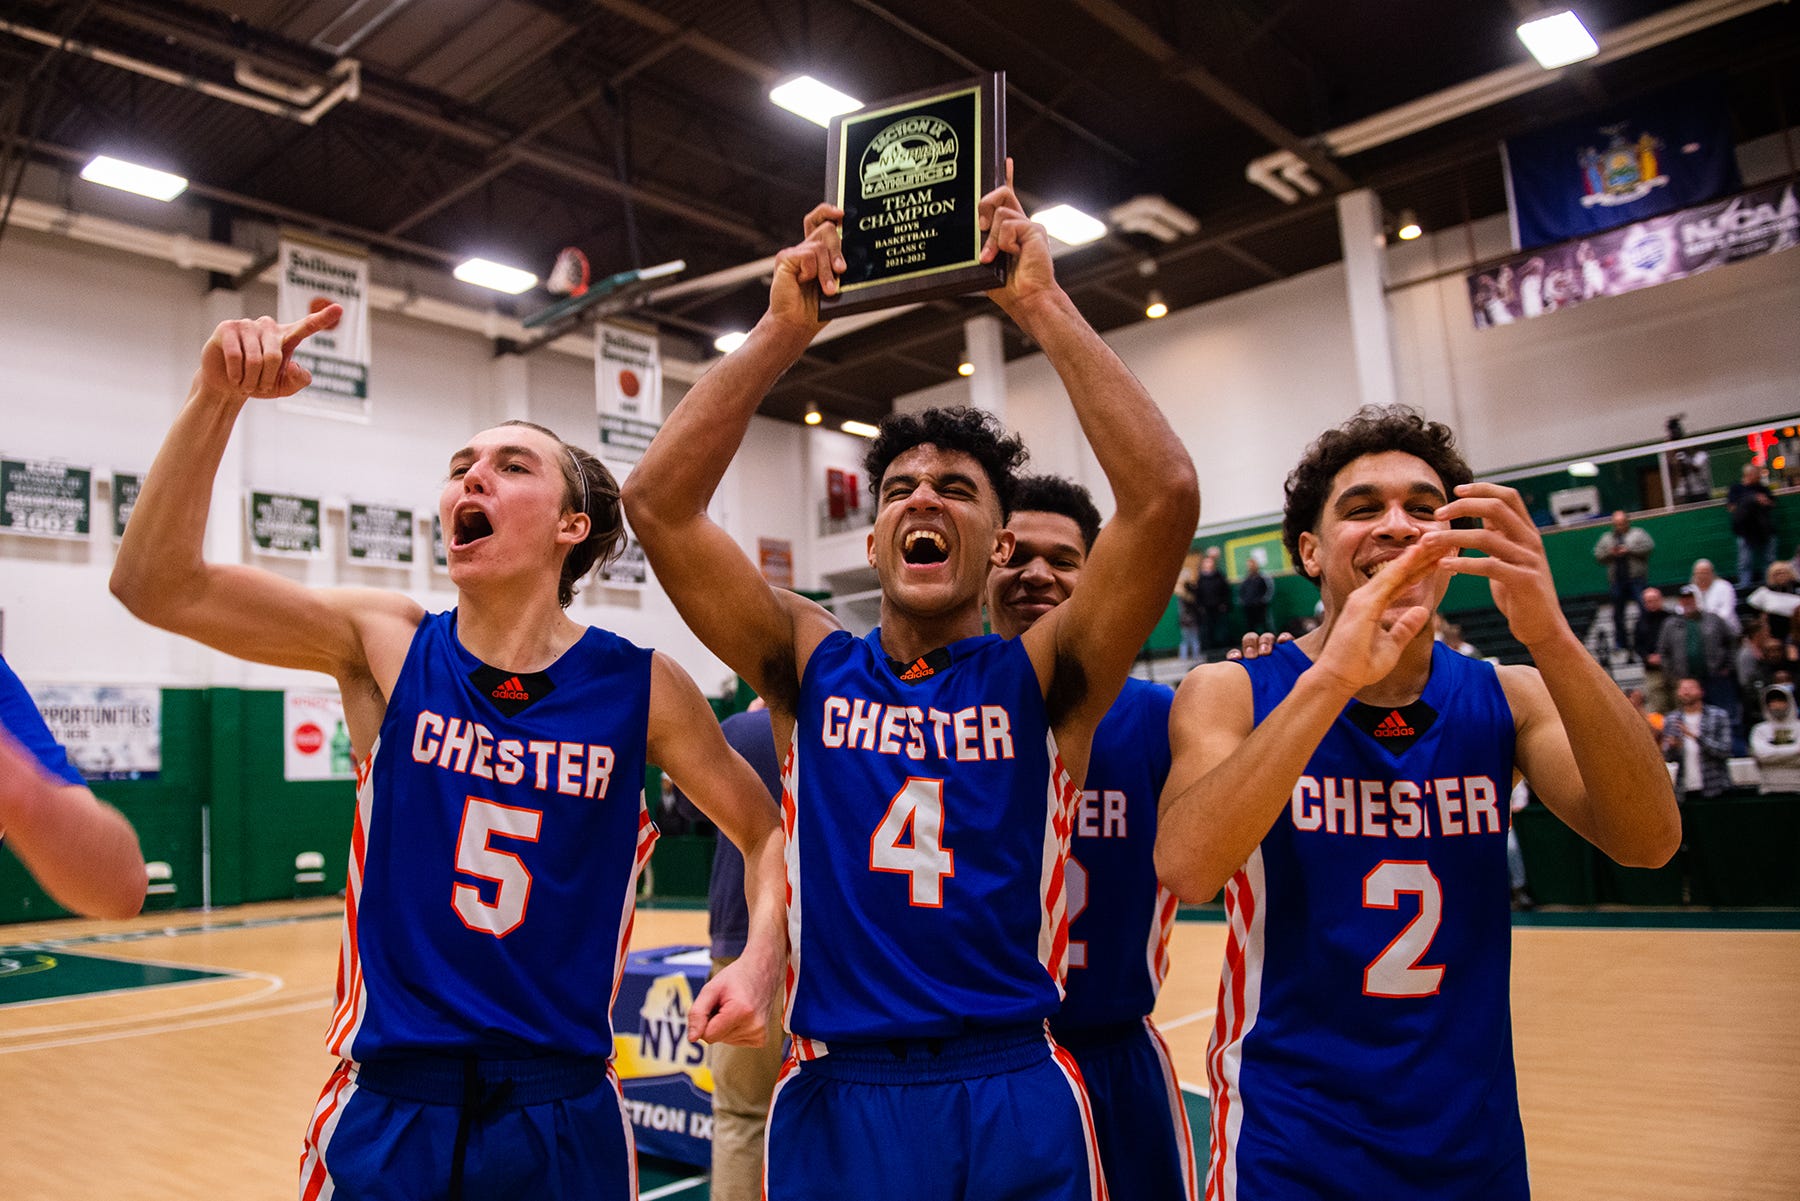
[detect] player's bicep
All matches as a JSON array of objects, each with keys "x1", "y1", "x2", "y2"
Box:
[
  {"x1": 647, "y1": 654, "x2": 780, "y2": 851},
  {"x1": 1161, "y1": 663, "x2": 1255, "y2": 811}
]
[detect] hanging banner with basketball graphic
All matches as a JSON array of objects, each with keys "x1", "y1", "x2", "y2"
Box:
[
  {"x1": 1502, "y1": 79, "x2": 1739, "y2": 250},
  {"x1": 283, "y1": 688, "x2": 356, "y2": 782},
  {"x1": 277, "y1": 232, "x2": 373, "y2": 420},
  {"x1": 596, "y1": 322, "x2": 662, "y2": 464}
]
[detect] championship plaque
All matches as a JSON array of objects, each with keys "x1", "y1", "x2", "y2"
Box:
[{"x1": 820, "y1": 72, "x2": 1007, "y2": 318}]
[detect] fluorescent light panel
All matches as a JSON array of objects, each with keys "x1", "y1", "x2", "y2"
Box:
[
  {"x1": 714, "y1": 331, "x2": 749, "y2": 353},
  {"x1": 1517, "y1": 11, "x2": 1598, "y2": 69},
  {"x1": 454, "y1": 257, "x2": 538, "y2": 294},
  {"x1": 770, "y1": 76, "x2": 863, "y2": 126},
  {"x1": 1568, "y1": 461, "x2": 1600, "y2": 477},
  {"x1": 80, "y1": 155, "x2": 187, "y2": 201},
  {"x1": 841, "y1": 419, "x2": 881, "y2": 438},
  {"x1": 1032, "y1": 204, "x2": 1106, "y2": 246}
]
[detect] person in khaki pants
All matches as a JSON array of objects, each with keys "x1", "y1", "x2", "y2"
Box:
[{"x1": 705, "y1": 699, "x2": 788, "y2": 1201}]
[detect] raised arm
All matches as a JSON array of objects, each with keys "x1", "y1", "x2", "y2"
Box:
[
  {"x1": 621, "y1": 213, "x2": 845, "y2": 711},
  {"x1": 644, "y1": 653, "x2": 785, "y2": 1047},
  {"x1": 111, "y1": 307, "x2": 420, "y2": 686},
  {"x1": 1436, "y1": 484, "x2": 1680, "y2": 867},
  {"x1": 0, "y1": 723, "x2": 147, "y2": 919},
  {"x1": 1156, "y1": 543, "x2": 1447, "y2": 901},
  {"x1": 980, "y1": 170, "x2": 1198, "y2": 727}
]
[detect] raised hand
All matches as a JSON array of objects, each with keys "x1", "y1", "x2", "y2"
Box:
[
  {"x1": 1310, "y1": 540, "x2": 1453, "y2": 694},
  {"x1": 766, "y1": 202, "x2": 845, "y2": 337},
  {"x1": 199, "y1": 305, "x2": 342, "y2": 401},
  {"x1": 1227, "y1": 630, "x2": 1294, "y2": 661},
  {"x1": 1430, "y1": 483, "x2": 1572, "y2": 650},
  {"x1": 978, "y1": 159, "x2": 1060, "y2": 318}
]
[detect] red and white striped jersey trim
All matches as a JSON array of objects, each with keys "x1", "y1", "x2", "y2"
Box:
[
  {"x1": 1038, "y1": 730, "x2": 1079, "y2": 995},
  {"x1": 764, "y1": 1052, "x2": 805, "y2": 1194},
  {"x1": 1147, "y1": 883, "x2": 1180, "y2": 995},
  {"x1": 324, "y1": 744, "x2": 379, "y2": 1059},
  {"x1": 298, "y1": 1059, "x2": 358, "y2": 1201},
  {"x1": 1205, "y1": 850, "x2": 1267, "y2": 1201},
  {"x1": 609, "y1": 795, "x2": 660, "y2": 1016},
  {"x1": 1046, "y1": 1028, "x2": 1111, "y2": 1201},
  {"x1": 1145, "y1": 1016, "x2": 1201, "y2": 1201},
  {"x1": 608, "y1": 1064, "x2": 639, "y2": 1199},
  {"x1": 778, "y1": 733, "x2": 829, "y2": 1061}
]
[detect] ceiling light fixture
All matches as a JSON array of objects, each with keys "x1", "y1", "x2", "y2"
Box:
[
  {"x1": 804, "y1": 406, "x2": 822, "y2": 425},
  {"x1": 453, "y1": 257, "x2": 538, "y2": 294},
  {"x1": 79, "y1": 154, "x2": 188, "y2": 201},
  {"x1": 714, "y1": 330, "x2": 749, "y2": 354},
  {"x1": 1031, "y1": 204, "x2": 1107, "y2": 246},
  {"x1": 1145, "y1": 290, "x2": 1168, "y2": 319},
  {"x1": 1396, "y1": 210, "x2": 1423, "y2": 241},
  {"x1": 1567, "y1": 461, "x2": 1600, "y2": 477},
  {"x1": 957, "y1": 353, "x2": 974, "y2": 377},
  {"x1": 1516, "y1": 10, "x2": 1599, "y2": 69},
  {"x1": 841, "y1": 419, "x2": 881, "y2": 438},
  {"x1": 769, "y1": 76, "x2": 863, "y2": 126}
]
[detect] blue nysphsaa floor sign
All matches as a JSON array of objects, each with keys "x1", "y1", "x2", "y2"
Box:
[{"x1": 614, "y1": 945, "x2": 718, "y2": 1166}]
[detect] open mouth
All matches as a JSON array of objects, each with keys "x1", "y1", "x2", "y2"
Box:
[
  {"x1": 452, "y1": 508, "x2": 494, "y2": 548},
  {"x1": 902, "y1": 529, "x2": 949, "y2": 566}
]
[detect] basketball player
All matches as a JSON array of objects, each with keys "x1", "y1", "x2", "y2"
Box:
[
  {"x1": 0, "y1": 654, "x2": 148, "y2": 919},
  {"x1": 110, "y1": 307, "x2": 785, "y2": 1200},
  {"x1": 984, "y1": 475, "x2": 1195, "y2": 1200},
  {"x1": 621, "y1": 168, "x2": 1198, "y2": 1200},
  {"x1": 1156, "y1": 406, "x2": 1681, "y2": 1200}
]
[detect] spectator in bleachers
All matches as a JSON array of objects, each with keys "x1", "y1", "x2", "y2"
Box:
[
  {"x1": 1661, "y1": 677, "x2": 1732, "y2": 800},
  {"x1": 1660, "y1": 584, "x2": 1739, "y2": 734},
  {"x1": 1688, "y1": 559, "x2": 1740, "y2": 636},
  {"x1": 1634, "y1": 586, "x2": 1675, "y2": 712},
  {"x1": 1433, "y1": 613, "x2": 1481, "y2": 658},
  {"x1": 1737, "y1": 616, "x2": 1794, "y2": 727},
  {"x1": 1726, "y1": 461, "x2": 1779, "y2": 593},
  {"x1": 1191, "y1": 547, "x2": 1232, "y2": 654},
  {"x1": 1747, "y1": 559, "x2": 1799, "y2": 644},
  {"x1": 1176, "y1": 568, "x2": 1203, "y2": 661},
  {"x1": 1593, "y1": 510, "x2": 1655, "y2": 655},
  {"x1": 1749, "y1": 684, "x2": 1800, "y2": 793},
  {"x1": 1237, "y1": 555, "x2": 1274, "y2": 637}
]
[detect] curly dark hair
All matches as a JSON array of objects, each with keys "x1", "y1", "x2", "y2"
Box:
[
  {"x1": 1011, "y1": 474, "x2": 1102, "y2": 552},
  {"x1": 863, "y1": 406, "x2": 1029, "y2": 519},
  {"x1": 1281, "y1": 405, "x2": 1473, "y2": 585},
  {"x1": 497, "y1": 420, "x2": 625, "y2": 607}
]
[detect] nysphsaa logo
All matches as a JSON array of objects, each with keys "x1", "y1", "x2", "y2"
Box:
[{"x1": 636, "y1": 972, "x2": 708, "y2": 1074}]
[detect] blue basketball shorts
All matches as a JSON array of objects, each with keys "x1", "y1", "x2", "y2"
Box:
[
  {"x1": 298, "y1": 1055, "x2": 635, "y2": 1200},
  {"x1": 764, "y1": 1023, "x2": 1106, "y2": 1201},
  {"x1": 1055, "y1": 1017, "x2": 1199, "y2": 1201}
]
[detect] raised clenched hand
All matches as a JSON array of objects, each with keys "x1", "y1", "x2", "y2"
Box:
[{"x1": 199, "y1": 304, "x2": 342, "y2": 401}]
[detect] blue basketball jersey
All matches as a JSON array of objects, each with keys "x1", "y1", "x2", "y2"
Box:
[
  {"x1": 1208, "y1": 640, "x2": 1528, "y2": 1201},
  {"x1": 327, "y1": 610, "x2": 657, "y2": 1062},
  {"x1": 1053, "y1": 676, "x2": 1178, "y2": 1035},
  {"x1": 782, "y1": 628, "x2": 1075, "y2": 1052}
]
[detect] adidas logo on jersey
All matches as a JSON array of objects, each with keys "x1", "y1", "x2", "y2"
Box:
[
  {"x1": 1372, "y1": 710, "x2": 1414, "y2": 737},
  {"x1": 898, "y1": 658, "x2": 935, "y2": 681},
  {"x1": 490, "y1": 675, "x2": 531, "y2": 701}
]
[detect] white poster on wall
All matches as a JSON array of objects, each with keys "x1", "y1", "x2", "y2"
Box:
[
  {"x1": 596, "y1": 322, "x2": 662, "y2": 464},
  {"x1": 278, "y1": 233, "x2": 373, "y2": 420},
  {"x1": 284, "y1": 688, "x2": 355, "y2": 782},
  {"x1": 32, "y1": 684, "x2": 161, "y2": 780}
]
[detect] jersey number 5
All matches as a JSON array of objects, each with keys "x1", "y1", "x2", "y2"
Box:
[
  {"x1": 1361, "y1": 859, "x2": 1445, "y2": 998},
  {"x1": 453, "y1": 797, "x2": 543, "y2": 938},
  {"x1": 870, "y1": 777, "x2": 956, "y2": 907}
]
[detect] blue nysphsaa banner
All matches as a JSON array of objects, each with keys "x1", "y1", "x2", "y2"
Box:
[
  {"x1": 1503, "y1": 79, "x2": 1740, "y2": 249},
  {"x1": 1468, "y1": 179, "x2": 1799, "y2": 329}
]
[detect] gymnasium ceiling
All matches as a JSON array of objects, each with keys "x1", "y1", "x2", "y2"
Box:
[{"x1": 2, "y1": 0, "x2": 1797, "y2": 426}]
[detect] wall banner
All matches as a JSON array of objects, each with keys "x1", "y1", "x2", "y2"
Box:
[
  {"x1": 1469, "y1": 180, "x2": 1799, "y2": 328},
  {"x1": 0, "y1": 459, "x2": 91, "y2": 539},
  {"x1": 249, "y1": 491, "x2": 323, "y2": 556},
  {"x1": 283, "y1": 688, "x2": 355, "y2": 781},
  {"x1": 347, "y1": 502, "x2": 414, "y2": 564},
  {"x1": 32, "y1": 684, "x2": 161, "y2": 780},
  {"x1": 277, "y1": 234, "x2": 373, "y2": 419},
  {"x1": 597, "y1": 322, "x2": 663, "y2": 464},
  {"x1": 111, "y1": 471, "x2": 141, "y2": 540}
]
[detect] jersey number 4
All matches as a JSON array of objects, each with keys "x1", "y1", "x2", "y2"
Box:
[
  {"x1": 1361, "y1": 859, "x2": 1445, "y2": 998},
  {"x1": 870, "y1": 777, "x2": 956, "y2": 907},
  {"x1": 452, "y1": 797, "x2": 543, "y2": 938}
]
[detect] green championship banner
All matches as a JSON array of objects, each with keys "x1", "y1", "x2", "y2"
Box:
[
  {"x1": 111, "y1": 471, "x2": 141, "y2": 540},
  {"x1": 248, "y1": 491, "x2": 322, "y2": 556},
  {"x1": 0, "y1": 458, "x2": 90, "y2": 539},
  {"x1": 347, "y1": 502, "x2": 413, "y2": 564}
]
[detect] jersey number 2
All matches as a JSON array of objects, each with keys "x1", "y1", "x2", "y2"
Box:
[
  {"x1": 453, "y1": 797, "x2": 543, "y2": 938},
  {"x1": 1361, "y1": 860, "x2": 1444, "y2": 997},
  {"x1": 870, "y1": 777, "x2": 955, "y2": 907}
]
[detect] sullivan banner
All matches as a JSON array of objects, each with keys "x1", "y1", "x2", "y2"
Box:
[
  {"x1": 1468, "y1": 179, "x2": 1798, "y2": 329},
  {"x1": 277, "y1": 233, "x2": 373, "y2": 419},
  {"x1": 1503, "y1": 79, "x2": 1740, "y2": 249}
]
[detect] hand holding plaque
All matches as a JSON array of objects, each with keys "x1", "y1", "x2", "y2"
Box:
[{"x1": 819, "y1": 72, "x2": 1007, "y2": 318}]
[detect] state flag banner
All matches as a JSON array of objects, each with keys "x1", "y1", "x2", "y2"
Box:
[{"x1": 1503, "y1": 78, "x2": 1740, "y2": 249}]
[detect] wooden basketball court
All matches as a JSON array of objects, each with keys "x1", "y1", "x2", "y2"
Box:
[{"x1": 4, "y1": 900, "x2": 1795, "y2": 1200}]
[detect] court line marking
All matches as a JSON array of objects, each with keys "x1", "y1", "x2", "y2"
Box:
[
  {"x1": 0, "y1": 994, "x2": 331, "y2": 1054},
  {"x1": 0, "y1": 972, "x2": 307, "y2": 1034},
  {"x1": 639, "y1": 1176, "x2": 708, "y2": 1199},
  {"x1": 1158, "y1": 1006, "x2": 1216, "y2": 1032}
]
